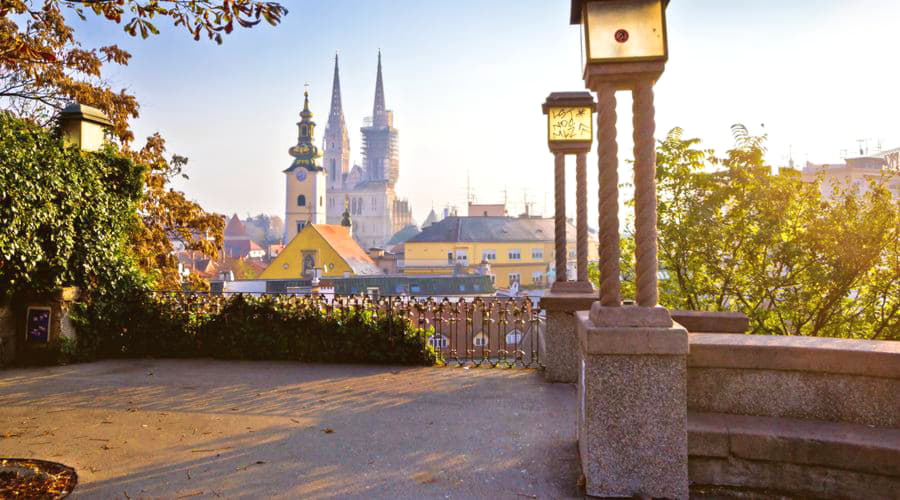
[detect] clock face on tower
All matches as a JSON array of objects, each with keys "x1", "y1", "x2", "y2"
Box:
[{"x1": 295, "y1": 169, "x2": 308, "y2": 181}]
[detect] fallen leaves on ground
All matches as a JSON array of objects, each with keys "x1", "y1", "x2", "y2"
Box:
[
  {"x1": 0, "y1": 458, "x2": 77, "y2": 499},
  {"x1": 412, "y1": 471, "x2": 436, "y2": 484}
]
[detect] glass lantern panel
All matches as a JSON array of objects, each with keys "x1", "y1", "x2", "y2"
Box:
[
  {"x1": 585, "y1": 0, "x2": 666, "y2": 62},
  {"x1": 548, "y1": 106, "x2": 593, "y2": 142}
]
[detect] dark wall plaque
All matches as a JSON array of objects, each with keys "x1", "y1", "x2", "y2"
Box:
[{"x1": 25, "y1": 307, "x2": 51, "y2": 344}]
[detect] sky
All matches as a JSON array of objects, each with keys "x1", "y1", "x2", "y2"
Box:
[{"x1": 79, "y1": 0, "x2": 900, "y2": 226}]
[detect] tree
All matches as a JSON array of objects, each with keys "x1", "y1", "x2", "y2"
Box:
[
  {"x1": 1, "y1": 0, "x2": 287, "y2": 290},
  {"x1": 0, "y1": 112, "x2": 144, "y2": 300},
  {"x1": 1, "y1": 0, "x2": 287, "y2": 139},
  {"x1": 592, "y1": 125, "x2": 900, "y2": 340}
]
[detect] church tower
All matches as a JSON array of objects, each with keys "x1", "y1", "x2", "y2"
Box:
[
  {"x1": 324, "y1": 53, "x2": 351, "y2": 224},
  {"x1": 361, "y1": 50, "x2": 400, "y2": 186},
  {"x1": 284, "y1": 88, "x2": 327, "y2": 243}
]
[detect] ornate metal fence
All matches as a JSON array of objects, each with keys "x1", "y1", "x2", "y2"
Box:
[{"x1": 150, "y1": 292, "x2": 543, "y2": 368}]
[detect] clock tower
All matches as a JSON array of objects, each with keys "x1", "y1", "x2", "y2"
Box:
[{"x1": 284, "y1": 89, "x2": 327, "y2": 243}]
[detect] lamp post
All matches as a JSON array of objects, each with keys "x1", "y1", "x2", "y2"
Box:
[
  {"x1": 542, "y1": 92, "x2": 596, "y2": 293},
  {"x1": 571, "y1": 1, "x2": 689, "y2": 498}
]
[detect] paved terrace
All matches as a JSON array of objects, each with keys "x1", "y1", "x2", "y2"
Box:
[{"x1": 0, "y1": 360, "x2": 579, "y2": 499}]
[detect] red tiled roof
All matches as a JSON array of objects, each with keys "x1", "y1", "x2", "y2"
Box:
[
  {"x1": 224, "y1": 214, "x2": 248, "y2": 239},
  {"x1": 312, "y1": 225, "x2": 381, "y2": 275}
]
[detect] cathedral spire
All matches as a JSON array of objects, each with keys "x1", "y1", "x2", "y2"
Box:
[
  {"x1": 328, "y1": 52, "x2": 344, "y2": 127},
  {"x1": 372, "y1": 50, "x2": 387, "y2": 125}
]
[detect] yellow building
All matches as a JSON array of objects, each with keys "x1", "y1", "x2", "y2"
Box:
[
  {"x1": 260, "y1": 224, "x2": 380, "y2": 280},
  {"x1": 402, "y1": 216, "x2": 597, "y2": 289}
]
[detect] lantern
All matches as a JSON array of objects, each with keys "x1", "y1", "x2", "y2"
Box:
[
  {"x1": 572, "y1": 0, "x2": 669, "y2": 65},
  {"x1": 542, "y1": 92, "x2": 596, "y2": 153}
]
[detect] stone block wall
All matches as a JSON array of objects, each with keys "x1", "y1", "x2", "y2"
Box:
[
  {"x1": 686, "y1": 333, "x2": 900, "y2": 498},
  {"x1": 0, "y1": 305, "x2": 15, "y2": 366}
]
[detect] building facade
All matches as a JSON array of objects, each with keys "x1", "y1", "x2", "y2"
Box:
[
  {"x1": 262, "y1": 224, "x2": 380, "y2": 280},
  {"x1": 802, "y1": 150, "x2": 900, "y2": 201},
  {"x1": 402, "y1": 216, "x2": 597, "y2": 289},
  {"x1": 323, "y1": 52, "x2": 413, "y2": 249}
]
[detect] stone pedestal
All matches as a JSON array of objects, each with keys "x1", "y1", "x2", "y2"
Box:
[
  {"x1": 539, "y1": 292, "x2": 596, "y2": 383},
  {"x1": 576, "y1": 304, "x2": 689, "y2": 499}
]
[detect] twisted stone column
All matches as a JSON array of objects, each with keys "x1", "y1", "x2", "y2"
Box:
[
  {"x1": 554, "y1": 152, "x2": 567, "y2": 283},
  {"x1": 632, "y1": 80, "x2": 659, "y2": 307},
  {"x1": 576, "y1": 152, "x2": 588, "y2": 283},
  {"x1": 597, "y1": 86, "x2": 621, "y2": 307}
]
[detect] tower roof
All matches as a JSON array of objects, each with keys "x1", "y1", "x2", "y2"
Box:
[
  {"x1": 328, "y1": 52, "x2": 344, "y2": 128},
  {"x1": 372, "y1": 50, "x2": 387, "y2": 125}
]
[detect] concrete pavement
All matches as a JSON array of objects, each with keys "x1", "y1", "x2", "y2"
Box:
[{"x1": 0, "y1": 359, "x2": 579, "y2": 499}]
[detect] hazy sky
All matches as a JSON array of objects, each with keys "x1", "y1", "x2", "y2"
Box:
[{"x1": 80, "y1": 0, "x2": 900, "y2": 225}]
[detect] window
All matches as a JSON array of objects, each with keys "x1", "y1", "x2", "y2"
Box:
[
  {"x1": 296, "y1": 221, "x2": 305, "y2": 233},
  {"x1": 455, "y1": 250, "x2": 468, "y2": 265},
  {"x1": 303, "y1": 254, "x2": 315, "y2": 272},
  {"x1": 508, "y1": 272, "x2": 521, "y2": 284},
  {"x1": 482, "y1": 250, "x2": 496, "y2": 261},
  {"x1": 505, "y1": 330, "x2": 523, "y2": 346},
  {"x1": 319, "y1": 196, "x2": 323, "y2": 207},
  {"x1": 532, "y1": 271, "x2": 543, "y2": 284},
  {"x1": 532, "y1": 248, "x2": 543, "y2": 260},
  {"x1": 447, "y1": 252, "x2": 454, "y2": 265},
  {"x1": 300, "y1": 125, "x2": 308, "y2": 137},
  {"x1": 297, "y1": 194, "x2": 306, "y2": 206},
  {"x1": 569, "y1": 249, "x2": 576, "y2": 258},
  {"x1": 428, "y1": 335, "x2": 449, "y2": 349},
  {"x1": 508, "y1": 249, "x2": 521, "y2": 260},
  {"x1": 473, "y1": 333, "x2": 488, "y2": 347}
]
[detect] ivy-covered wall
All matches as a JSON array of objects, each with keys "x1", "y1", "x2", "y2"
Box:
[{"x1": 0, "y1": 112, "x2": 145, "y2": 303}]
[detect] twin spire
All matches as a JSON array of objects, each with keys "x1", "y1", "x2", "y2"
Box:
[
  {"x1": 372, "y1": 50, "x2": 386, "y2": 123},
  {"x1": 326, "y1": 50, "x2": 388, "y2": 129},
  {"x1": 328, "y1": 53, "x2": 344, "y2": 128}
]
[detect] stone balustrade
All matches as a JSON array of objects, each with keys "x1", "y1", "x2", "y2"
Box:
[{"x1": 686, "y1": 333, "x2": 900, "y2": 498}]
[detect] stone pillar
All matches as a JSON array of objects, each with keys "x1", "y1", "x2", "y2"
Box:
[
  {"x1": 576, "y1": 305, "x2": 689, "y2": 498},
  {"x1": 632, "y1": 80, "x2": 659, "y2": 307},
  {"x1": 596, "y1": 85, "x2": 621, "y2": 307},
  {"x1": 539, "y1": 295, "x2": 595, "y2": 383},
  {"x1": 575, "y1": 152, "x2": 588, "y2": 283},
  {"x1": 580, "y1": 62, "x2": 687, "y2": 497},
  {"x1": 553, "y1": 151, "x2": 568, "y2": 283}
]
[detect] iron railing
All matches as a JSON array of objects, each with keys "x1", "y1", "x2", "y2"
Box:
[{"x1": 148, "y1": 292, "x2": 543, "y2": 368}]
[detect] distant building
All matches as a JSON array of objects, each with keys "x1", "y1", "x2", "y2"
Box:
[
  {"x1": 802, "y1": 151, "x2": 900, "y2": 200},
  {"x1": 223, "y1": 214, "x2": 266, "y2": 259},
  {"x1": 468, "y1": 203, "x2": 507, "y2": 217},
  {"x1": 260, "y1": 224, "x2": 381, "y2": 280},
  {"x1": 421, "y1": 208, "x2": 442, "y2": 229},
  {"x1": 402, "y1": 216, "x2": 597, "y2": 289},
  {"x1": 322, "y1": 52, "x2": 413, "y2": 249}
]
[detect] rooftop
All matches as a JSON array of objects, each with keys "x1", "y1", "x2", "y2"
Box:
[{"x1": 407, "y1": 216, "x2": 575, "y2": 244}]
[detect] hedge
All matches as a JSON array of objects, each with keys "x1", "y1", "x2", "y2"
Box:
[{"x1": 69, "y1": 292, "x2": 437, "y2": 366}]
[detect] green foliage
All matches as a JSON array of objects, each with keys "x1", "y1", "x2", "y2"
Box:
[
  {"x1": 72, "y1": 293, "x2": 437, "y2": 366},
  {"x1": 592, "y1": 125, "x2": 900, "y2": 340},
  {"x1": 0, "y1": 112, "x2": 145, "y2": 302}
]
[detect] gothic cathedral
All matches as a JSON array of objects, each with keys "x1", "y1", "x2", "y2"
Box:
[
  {"x1": 283, "y1": 89, "x2": 327, "y2": 243},
  {"x1": 322, "y1": 52, "x2": 413, "y2": 249},
  {"x1": 284, "y1": 52, "x2": 413, "y2": 248}
]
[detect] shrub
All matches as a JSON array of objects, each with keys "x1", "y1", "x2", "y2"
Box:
[{"x1": 73, "y1": 293, "x2": 436, "y2": 366}]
